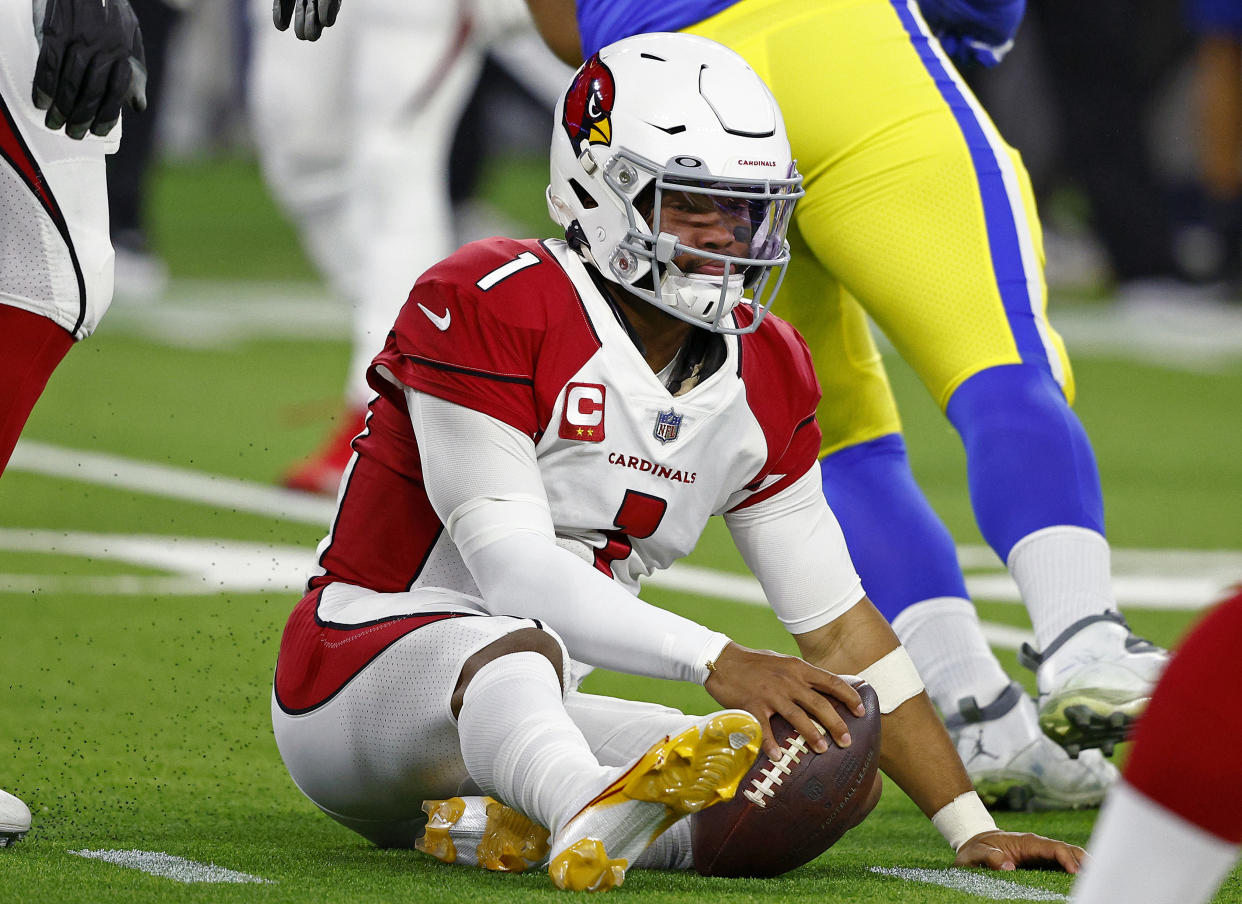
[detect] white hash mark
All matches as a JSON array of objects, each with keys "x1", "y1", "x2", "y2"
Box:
[
  {"x1": 71, "y1": 849, "x2": 271, "y2": 884},
  {"x1": 870, "y1": 866, "x2": 1067, "y2": 901}
]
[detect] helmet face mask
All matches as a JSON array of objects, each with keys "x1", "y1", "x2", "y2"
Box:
[{"x1": 547, "y1": 33, "x2": 804, "y2": 334}]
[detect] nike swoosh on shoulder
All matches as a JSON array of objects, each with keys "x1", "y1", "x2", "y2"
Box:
[{"x1": 417, "y1": 303, "x2": 451, "y2": 331}]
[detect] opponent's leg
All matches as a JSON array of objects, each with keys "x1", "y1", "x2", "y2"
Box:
[
  {"x1": 947, "y1": 364, "x2": 1167, "y2": 754},
  {"x1": 821, "y1": 434, "x2": 1116, "y2": 807},
  {"x1": 773, "y1": 222, "x2": 1108, "y2": 804},
  {"x1": 702, "y1": 0, "x2": 1159, "y2": 756}
]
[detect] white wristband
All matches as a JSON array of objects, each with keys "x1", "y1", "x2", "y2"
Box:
[
  {"x1": 856, "y1": 645, "x2": 924, "y2": 714},
  {"x1": 932, "y1": 791, "x2": 997, "y2": 851}
]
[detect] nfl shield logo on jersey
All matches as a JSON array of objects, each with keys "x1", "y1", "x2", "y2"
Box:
[{"x1": 653, "y1": 408, "x2": 682, "y2": 444}]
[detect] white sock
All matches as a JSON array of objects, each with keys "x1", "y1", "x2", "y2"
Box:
[
  {"x1": 632, "y1": 818, "x2": 694, "y2": 870},
  {"x1": 891, "y1": 596, "x2": 1011, "y2": 718},
  {"x1": 1007, "y1": 526, "x2": 1115, "y2": 651},
  {"x1": 1070, "y1": 781, "x2": 1239, "y2": 904},
  {"x1": 457, "y1": 652, "x2": 610, "y2": 837}
]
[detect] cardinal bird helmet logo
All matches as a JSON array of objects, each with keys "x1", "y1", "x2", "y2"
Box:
[{"x1": 562, "y1": 55, "x2": 616, "y2": 155}]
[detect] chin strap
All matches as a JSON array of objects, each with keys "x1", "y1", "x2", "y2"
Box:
[{"x1": 659, "y1": 264, "x2": 744, "y2": 324}]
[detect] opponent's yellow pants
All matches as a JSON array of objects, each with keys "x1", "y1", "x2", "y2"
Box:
[{"x1": 686, "y1": 0, "x2": 1074, "y2": 456}]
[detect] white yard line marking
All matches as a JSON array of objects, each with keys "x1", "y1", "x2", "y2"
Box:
[
  {"x1": 6, "y1": 442, "x2": 1239, "y2": 620},
  {"x1": 9, "y1": 441, "x2": 336, "y2": 526},
  {"x1": 0, "y1": 529, "x2": 314, "y2": 594},
  {"x1": 869, "y1": 866, "x2": 1067, "y2": 901},
  {"x1": 71, "y1": 849, "x2": 271, "y2": 884}
]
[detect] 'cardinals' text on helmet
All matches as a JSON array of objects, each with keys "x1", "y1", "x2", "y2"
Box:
[{"x1": 547, "y1": 33, "x2": 803, "y2": 334}]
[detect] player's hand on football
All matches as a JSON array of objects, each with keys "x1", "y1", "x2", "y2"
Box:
[
  {"x1": 704, "y1": 642, "x2": 865, "y2": 760},
  {"x1": 955, "y1": 830, "x2": 1086, "y2": 873},
  {"x1": 273, "y1": 0, "x2": 342, "y2": 40},
  {"x1": 32, "y1": 0, "x2": 147, "y2": 139}
]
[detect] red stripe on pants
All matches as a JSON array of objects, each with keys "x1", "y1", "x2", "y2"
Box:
[{"x1": 0, "y1": 305, "x2": 74, "y2": 476}]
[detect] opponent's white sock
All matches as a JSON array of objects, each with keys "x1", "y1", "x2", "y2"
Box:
[
  {"x1": 1070, "y1": 781, "x2": 1239, "y2": 904},
  {"x1": 1007, "y1": 526, "x2": 1115, "y2": 651},
  {"x1": 457, "y1": 652, "x2": 610, "y2": 837},
  {"x1": 891, "y1": 596, "x2": 1011, "y2": 717}
]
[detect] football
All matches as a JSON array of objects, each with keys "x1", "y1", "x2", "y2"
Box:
[{"x1": 691, "y1": 681, "x2": 882, "y2": 877}]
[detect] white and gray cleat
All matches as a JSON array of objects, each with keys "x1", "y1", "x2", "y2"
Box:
[
  {"x1": 0, "y1": 789, "x2": 31, "y2": 847},
  {"x1": 1020, "y1": 612, "x2": 1168, "y2": 757},
  {"x1": 947, "y1": 681, "x2": 1118, "y2": 810}
]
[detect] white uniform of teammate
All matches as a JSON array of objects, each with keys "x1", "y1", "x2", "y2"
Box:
[
  {"x1": 0, "y1": 0, "x2": 118, "y2": 340},
  {"x1": 248, "y1": 0, "x2": 484, "y2": 418},
  {"x1": 271, "y1": 235, "x2": 864, "y2": 846}
]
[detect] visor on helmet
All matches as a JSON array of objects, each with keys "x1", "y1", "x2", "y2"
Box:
[{"x1": 603, "y1": 150, "x2": 804, "y2": 333}]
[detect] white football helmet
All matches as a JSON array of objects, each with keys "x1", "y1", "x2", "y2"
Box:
[{"x1": 547, "y1": 33, "x2": 803, "y2": 334}]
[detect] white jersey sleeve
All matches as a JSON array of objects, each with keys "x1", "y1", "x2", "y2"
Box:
[
  {"x1": 725, "y1": 466, "x2": 866, "y2": 635},
  {"x1": 406, "y1": 387, "x2": 731, "y2": 683}
]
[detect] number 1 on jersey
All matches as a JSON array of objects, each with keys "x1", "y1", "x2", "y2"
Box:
[
  {"x1": 476, "y1": 251, "x2": 541, "y2": 291},
  {"x1": 593, "y1": 490, "x2": 668, "y2": 575}
]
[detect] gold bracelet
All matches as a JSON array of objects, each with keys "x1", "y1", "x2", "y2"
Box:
[{"x1": 704, "y1": 658, "x2": 718, "y2": 674}]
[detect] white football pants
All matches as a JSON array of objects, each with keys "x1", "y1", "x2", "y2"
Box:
[{"x1": 272, "y1": 582, "x2": 698, "y2": 848}]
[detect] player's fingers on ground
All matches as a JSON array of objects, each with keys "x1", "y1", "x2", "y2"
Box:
[
  {"x1": 89, "y1": 62, "x2": 128, "y2": 137},
  {"x1": 999, "y1": 833, "x2": 1081, "y2": 873},
  {"x1": 1019, "y1": 835, "x2": 1085, "y2": 873},
  {"x1": 976, "y1": 843, "x2": 1017, "y2": 871},
  {"x1": 1055, "y1": 842, "x2": 1085, "y2": 874},
  {"x1": 321, "y1": 0, "x2": 342, "y2": 27},
  {"x1": 64, "y1": 55, "x2": 112, "y2": 140}
]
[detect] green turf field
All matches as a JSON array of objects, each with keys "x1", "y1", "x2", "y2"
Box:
[{"x1": 2, "y1": 156, "x2": 1241, "y2": 902}]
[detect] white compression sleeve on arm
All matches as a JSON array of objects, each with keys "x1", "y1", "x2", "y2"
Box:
[
  {"x1": 406, "y1": 388, "x2": 730, "y2": 684},
  {"x1": 725, "y1": 468, "x2": 865, "y2": 635}
]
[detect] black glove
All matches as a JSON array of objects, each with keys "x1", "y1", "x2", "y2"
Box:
[
  {"x1": 32, "y1": 0, "x2": 148, "y2": 140},
  {"x1": 272, "y1": 0, "x2": 342, "y2": 41}
]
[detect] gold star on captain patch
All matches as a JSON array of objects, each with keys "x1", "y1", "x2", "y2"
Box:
[{"x1": 576, "y1": 427, "x2": 584, "y2": 436}]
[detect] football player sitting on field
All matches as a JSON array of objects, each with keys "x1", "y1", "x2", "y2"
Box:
[{"x1": 270, "y1": 33, "x2": 1083, "y2": 891}]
